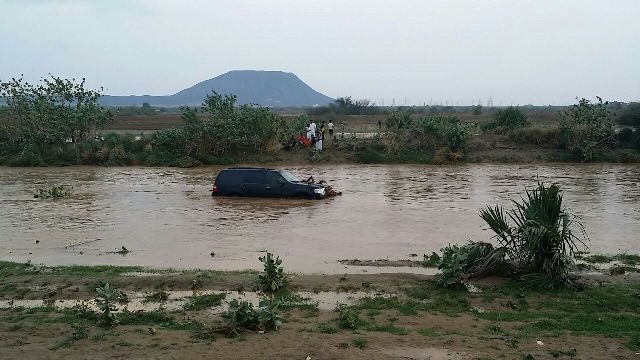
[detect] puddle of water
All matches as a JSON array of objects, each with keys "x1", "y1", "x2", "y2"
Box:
[
  {"x1": 0, "y1": 290, "x2": 382, "y2": 312},
  {"x1": 1, "y1": 164, "x2": 638, "y2": 273}
]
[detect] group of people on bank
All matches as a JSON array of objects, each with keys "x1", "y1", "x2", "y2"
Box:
[{"x1": 285, "y1": 120, "x2": 338, "y2": 151}]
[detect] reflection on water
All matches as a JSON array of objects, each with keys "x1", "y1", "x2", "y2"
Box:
[{"x1": 0, "y1": 164, "x2": 638, "y2": 273}]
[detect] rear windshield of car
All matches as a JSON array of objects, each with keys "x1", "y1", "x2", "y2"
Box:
[{"x1": 279, "y1": 170, "x2": 300, "y2": 182}]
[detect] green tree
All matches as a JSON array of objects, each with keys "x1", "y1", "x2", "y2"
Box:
[
  {"x1": 0, "y1": 76, "x2": 112, "y2": 162},
  {"x1": 472, "y1": 104, "x2": 482, "y2": 115},
  {"x1": 559, "y1": 97, "x2": 614, "y2": 161}
]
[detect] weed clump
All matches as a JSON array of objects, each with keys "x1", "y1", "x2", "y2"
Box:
[
  {"x1": 336, "y1": 305, "x2": 362, "y2": 329},
  {"x1": 183, "y1": 293, "x2": 226, "y2": 311},
  {"x1": 221, "y1": 299, "x2": 282, "y2": 337},
  {"x1": 34, "y1": 185, "x2": 72, "y2": 199},
  {"x1": 142, "y1": 290, "x2": 169, "y2": 303},
  {"x1": 257, "y1": 252, "x2": 288, "y2": 296},
  {"x1": 95, "y1": 283, "x2": 119, "y2": 327}
]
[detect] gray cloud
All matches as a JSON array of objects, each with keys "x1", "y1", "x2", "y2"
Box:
[{"x1": 0, "y1": 0, "x2": 638, "y2": 105}]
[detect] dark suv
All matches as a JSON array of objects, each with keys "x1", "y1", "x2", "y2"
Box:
[{"x1": 211, "y1": 167, "x2": 326, "y2": 199}]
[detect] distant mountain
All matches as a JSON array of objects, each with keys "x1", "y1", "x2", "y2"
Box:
[{"x1": 99, "y1": 70, "x2": 333, "y2": 107}]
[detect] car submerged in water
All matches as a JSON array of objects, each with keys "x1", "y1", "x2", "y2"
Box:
[{"x1": 211, "y1": 167, "x2": 326, "y2": 199}]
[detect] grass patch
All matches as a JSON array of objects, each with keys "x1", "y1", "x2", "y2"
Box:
[
  {"x1": 579, "y1": 254, "x2": 613, "y2": 264},
  {"x1": 142, "y1": 291, "x2": 169, "y2": 303},
  {"x1": 355, "y1": 296, "x2": 419, "y2": 316},
  {"x1": 418, "y1": 327, "x2": 442, "y2": 337},
  {"x1": 548, "y1": 348, "x2": 577, "y2": 357},
  {"x1": 626, "y1": 334, "x2": 640, "y2": 351},
  {"x1": 352, "y1": 337, "x2": 368, "y2": 349},
  {"x1": 183, "y1": 293, "x2": 226, "y2": 311},
  {"x1": 366, "y1": 323, "x2": 409, "y2": 335},
  {"x1": 279, "y1": 293, "x2": 320, "y2": 317},
  {"x1": 318, "y1": 324, "x2": 337, "y2": 334},
  {"x1": 50, "y1": 324, "x2": 88, "y2": 350}
]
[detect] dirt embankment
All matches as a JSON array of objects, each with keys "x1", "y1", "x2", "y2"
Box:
[{"x1": 1, "y1": 261, "x2": 639, "y2": 359}]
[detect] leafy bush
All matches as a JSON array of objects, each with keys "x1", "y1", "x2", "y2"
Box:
[
  {"x1": 482, "y1": 106, "x2": 528, "y2": 133},
  {"x1": 257, "y1": 299, "x2": 282, "y2": 331},
  {"x1": 0, "y1": 76, "x2": 113, "y2": 159},
  {"x1": 222, "y1": 300, "x2": 260, "y2": 333},
  {"x1": 385, "y1": 111, "x2": 472, "y2": 154},
  {"x1": 34, "y1": 185, "x2": 72, "y2": 199},
  {"x1": 437, "y1": 182, "x2": 587, "y2": 289},
  {"x1": 472, "y1": 104, "x2": 483, "y2": 115},
  {"x1": 479, "y1": 182, "x2": 587, "y2": 288},
  {"x1": 95, "y1": 283, "x2": 119, "y2": 327},
  {"x1": 558, "y1": 97, "x2": 614, "y2": 162},
  {"x1": 437, "y1": 242, "x2": 504, "y2": 287},
  {"x1": 257, "y1": 252, "x2": 288, "y2": 296},
  {"x1": 306, "y1": 96, "x2": 381, "y2": 116},
  {"x1": 222, "y1": 298, "x2": 282, "y2": 336},
  {"x1": 336, "y1": 305, "x2": 361, "y2": 329}
]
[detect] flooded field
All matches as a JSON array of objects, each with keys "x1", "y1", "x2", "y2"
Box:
[{"x1": 0, "y1": 164, "x2": 638, "y2": 274}]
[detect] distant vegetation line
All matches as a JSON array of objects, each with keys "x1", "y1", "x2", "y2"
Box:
[{"x1": 1, "y1": 76, "x2": 639, "y2": 167}]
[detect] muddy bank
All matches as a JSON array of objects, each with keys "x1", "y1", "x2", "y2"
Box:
[{"x1": 1, "y1": 261, "x2": 639, "y2": 359}]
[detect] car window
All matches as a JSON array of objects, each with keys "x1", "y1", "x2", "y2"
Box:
[
  {"x1": 279, "y1": 171, "x2": 300, "y2": 182},
  {"x1": 241, "y1": 170, "x2": 264, "y2": 184},
  {"x1": 265, "y1": 171, "x2": 284, "y2": 185}
]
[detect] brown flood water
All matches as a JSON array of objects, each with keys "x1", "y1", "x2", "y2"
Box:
[{"x1": 0, "y1": 164, "x2": 638, "y2": 274}]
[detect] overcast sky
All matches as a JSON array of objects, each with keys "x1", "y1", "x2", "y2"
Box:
[{"x1": 1, "y1": 0, "x2": 638, "y2": 105}]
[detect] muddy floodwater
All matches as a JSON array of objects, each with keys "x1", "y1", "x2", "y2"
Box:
[{"x1": 0, "y1": 164, "x2": 638, "y2": 274}]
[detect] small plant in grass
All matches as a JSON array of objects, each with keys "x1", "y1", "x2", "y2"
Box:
[
  {"x1": 220, "y1": 299, "x2": 280, "y2": 336},
  {"x1": 190, "y1": 278, "x2": 202, "y2": 296},
  {"x1": 221, "y1": 300, "x2": 259, "y2": 336},
  {"x1": 51, "y1": 324, "x2": 88, "y2": 350},
  {"x1": 34, "y1": 185, "x2": 72, "y2": 199},
  {"x1": 183, "y1": 293, "x2": 226, "y2": 311},
  {"x1": 95, "y1": 283, "x2": 119, "y2": 327},
  {"x1": 257, "y1": 252, "x2": 288, "y2": 296},
  {"x1": 318, "y1": 324, "x2": 337, "y2": 334},
  {"x1": 336, "y1": 305, "x2": 361, "y2": 329},
  {"x1": 257, "y1": 298, "x2": 282, "y2": 331},
  {"x1": 352, "y1": 337, "x2": 368, "y2": 349},
  {"x1": 143, "y1": 290, "x2": 169, "y2": 303},
  {"x1": 626, "y1": 334, "x2": 640, "y2": 351}
]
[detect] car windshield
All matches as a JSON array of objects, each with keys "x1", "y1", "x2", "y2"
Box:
[{"x1": 279, "y1": 170, "x2": 300, "y2": 182}]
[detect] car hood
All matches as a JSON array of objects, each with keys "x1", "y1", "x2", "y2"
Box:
[{"x1": 293, "y1": 182, "x2": 325, "y2": 189}]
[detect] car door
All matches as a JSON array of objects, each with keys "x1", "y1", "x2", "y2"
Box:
[
  {"x1": 241, "y1": 170, "x2": 266, "y2": 197},
  {"x1": 264, "y1": 171, "x2": 288, "y2": 197}
]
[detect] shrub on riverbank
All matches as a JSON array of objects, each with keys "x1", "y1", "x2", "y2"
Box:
[
  {"x1": 482, "y1": 106, "x2": 528, "y2": 133},
  {"x1": 438, "y1": 182, "x2": 587, "y2": 289},
  {"x1": 384, "y1": 111, "x2": 472, "y2": 158}
]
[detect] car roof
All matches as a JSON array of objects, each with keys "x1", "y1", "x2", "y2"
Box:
[{"x1": 223, "y1": 167, "x2": 276, "y2": 171}]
